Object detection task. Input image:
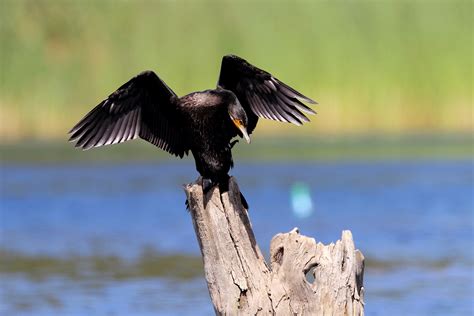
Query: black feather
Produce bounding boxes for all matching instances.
[217,54,316,136]
[69,55,317,186]
[69,71,188,157]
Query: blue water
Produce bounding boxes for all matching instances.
[1,160,473,315]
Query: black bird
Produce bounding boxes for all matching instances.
[69,55,316,198]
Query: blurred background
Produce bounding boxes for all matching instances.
[0,0,472,315]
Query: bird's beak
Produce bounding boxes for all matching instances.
[233,119,251,144]
[241,127,251,144]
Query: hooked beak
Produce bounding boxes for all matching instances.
[233,119,251,144]
[241,127,251,144]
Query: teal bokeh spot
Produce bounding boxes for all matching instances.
[290,182,313,219]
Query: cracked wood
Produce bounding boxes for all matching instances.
[184,177,365,315]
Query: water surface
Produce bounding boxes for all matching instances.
[1,160,473,315]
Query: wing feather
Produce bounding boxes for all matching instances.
[217,54,316,134]
[69,71,188,157]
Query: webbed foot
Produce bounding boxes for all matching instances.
[202,178,214,194]
[229,139,239,149]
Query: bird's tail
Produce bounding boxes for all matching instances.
[218,176,248,210]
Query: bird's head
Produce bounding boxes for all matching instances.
[228,99,251,144]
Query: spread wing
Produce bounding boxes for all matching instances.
[217,54,316,134]
[68,71,188,157]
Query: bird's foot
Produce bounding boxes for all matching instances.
[229,139,239,149]
[185,178,215,211]
[197,177,249,211]
[202,178,214,194]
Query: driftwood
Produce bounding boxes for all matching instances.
[184,177,365,315]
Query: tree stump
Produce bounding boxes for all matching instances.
[184,177,365,316]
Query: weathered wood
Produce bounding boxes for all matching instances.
[185,177,365,316]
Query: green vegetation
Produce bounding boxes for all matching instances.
[0,247,457,282]
[0,0,472,141]
[0,248,204,280]
[1,135,472,163]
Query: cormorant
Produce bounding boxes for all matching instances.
[69,54,316,197]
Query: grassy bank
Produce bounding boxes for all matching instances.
[0,134,472,163]
[0,0,472,140]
